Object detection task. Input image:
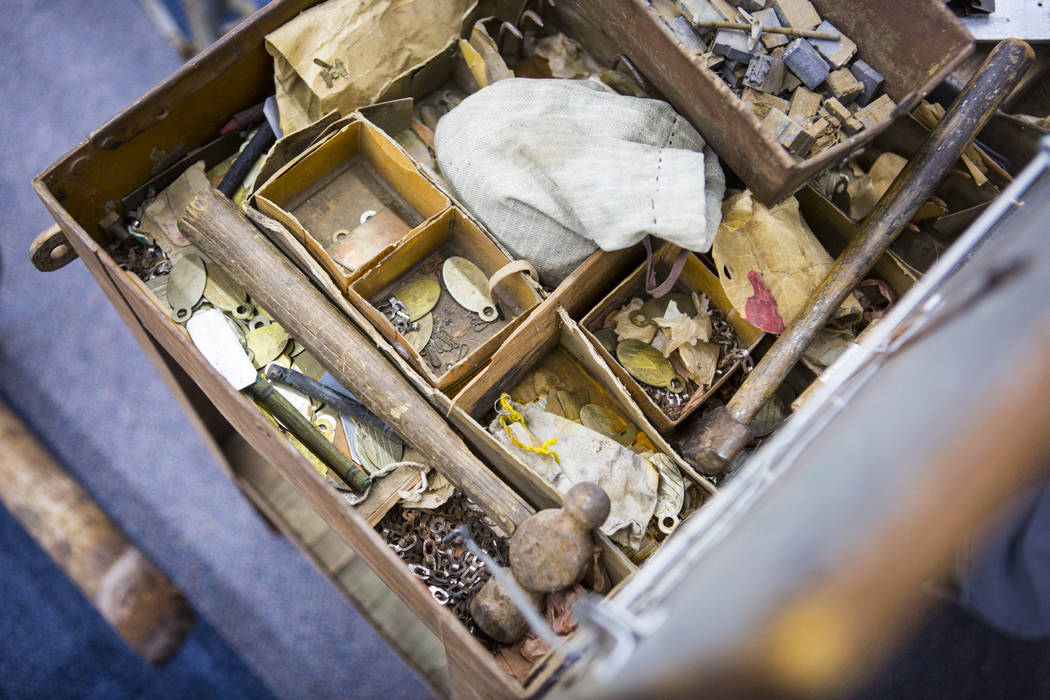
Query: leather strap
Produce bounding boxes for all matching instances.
[487,259,538,297]
[643,236,689,297]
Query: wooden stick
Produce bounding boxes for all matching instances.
[178,189,534,533]
[0,400,195,664]
[675,39,1035,476]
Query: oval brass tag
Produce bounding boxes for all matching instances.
[616,339,676,387]
[403,312,434,352]
[203,261,248,312]
[245,323,290,369]
[167,254,207,322]
[442,256,498,322]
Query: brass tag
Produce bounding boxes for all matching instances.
[166,254,206,322]
[245,323,290,369]
[393,279,441,321]
[442,256,498,322]
[616,339,676,388]
[631,293,697,327]
[291,351,325,381]
[312,407,339,443]
[579,403,637,447]
[354,420,404,474]
[203,261,249,314]
[403,312,434,352]
[652,454,684,535]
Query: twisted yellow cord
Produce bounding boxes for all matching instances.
[497,393,560,464]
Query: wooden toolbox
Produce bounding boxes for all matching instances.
[29,0,1050,697]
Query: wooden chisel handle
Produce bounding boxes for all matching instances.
[248,378,371,493]
[675,39,1036,476]
[179,188,534,534]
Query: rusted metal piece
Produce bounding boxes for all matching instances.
[675,39,1035,476]
[0,399,195,664]
[509,482,610,594]
[574,0,974,204]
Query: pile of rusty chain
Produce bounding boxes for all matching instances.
[378,492,509,645]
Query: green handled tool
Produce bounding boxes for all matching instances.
[186,308,370,492]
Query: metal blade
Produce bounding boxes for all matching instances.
[186,308,257,390]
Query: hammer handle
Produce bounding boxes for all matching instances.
[728,39,1034,424]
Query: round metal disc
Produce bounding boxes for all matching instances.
[245,323,290,369]
[393,279,441,321]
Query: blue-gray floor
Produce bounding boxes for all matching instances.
[0,1,427,698]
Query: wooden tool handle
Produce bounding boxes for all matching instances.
[30,223,78,271]
[248,378,371,493]
[0,400,195,664]
[179,188,533,533]
[676,39,1036,476]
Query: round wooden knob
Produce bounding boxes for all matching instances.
[509,482,610,594]
[563,482,610,529]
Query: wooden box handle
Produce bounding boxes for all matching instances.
[30,224,78,271]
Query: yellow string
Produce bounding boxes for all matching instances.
[497,393,560,464]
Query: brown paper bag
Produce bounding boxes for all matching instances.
[713,191,861,334]
[265,0,475,134]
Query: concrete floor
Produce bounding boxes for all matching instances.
[0,2,427,697]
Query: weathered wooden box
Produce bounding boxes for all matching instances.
[31,1,1050,697]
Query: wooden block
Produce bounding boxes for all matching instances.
[788,86,822,122]
[804,116,830,139]
[822,97,852,125]
[809,20,857,69]
[742,87,790,119]
[760,107,814,155]
[679,0,729,23]
[843,115,864,135]
[712,27,754,63]
[855,93,896,129]
[826,68,863,104]
[667,15,708,53]
[772,0,822,30]
[783,71,801,93]
[850,59,885,106]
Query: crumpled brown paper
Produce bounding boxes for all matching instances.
[712,191,861,334]
[138,161,211,260]
[847,152,907,221]
[265,0,475,134]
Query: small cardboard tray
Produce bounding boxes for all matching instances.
[350,207,542,392]
[579,244,764,433]
[254,118,450,291]
[452,305,715,524]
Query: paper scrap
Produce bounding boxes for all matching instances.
[712,191,862,333]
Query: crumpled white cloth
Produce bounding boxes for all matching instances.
[489,399,659,549]
[435,78,725,286]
